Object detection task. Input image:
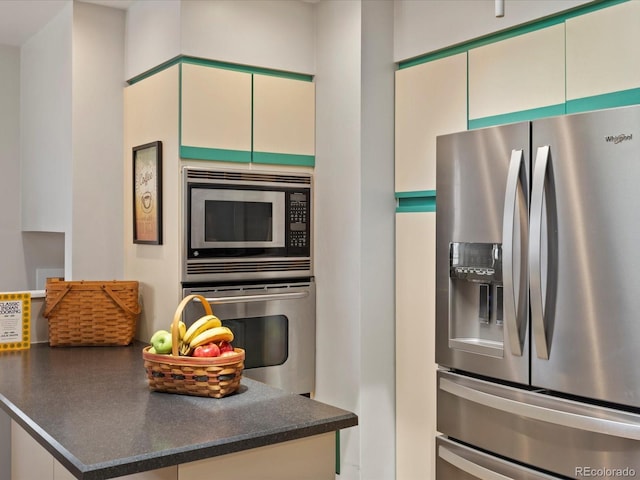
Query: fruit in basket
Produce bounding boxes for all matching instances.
[193,343,221,357]
[149,329,173,354]
[182,315,222,344]
[190,326,234,349]
[178,320,187,340]
[218,340,233,354]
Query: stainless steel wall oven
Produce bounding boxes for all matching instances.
[182,167,315,395]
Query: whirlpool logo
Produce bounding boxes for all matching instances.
[605,133,633,144]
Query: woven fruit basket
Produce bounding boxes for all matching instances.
[142,294,244,398]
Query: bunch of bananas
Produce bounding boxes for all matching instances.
[177,314,234,356]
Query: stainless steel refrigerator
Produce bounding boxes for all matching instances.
[435,105,640,479]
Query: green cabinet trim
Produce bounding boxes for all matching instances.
[469,103,566,130]
[129,55,313,85]
[396,190,436,213]
[398,0,629,70]
[180,145,252,163]
[252,151,315,167]
[566,88,640,114]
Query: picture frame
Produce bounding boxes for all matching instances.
[133,141,163,245]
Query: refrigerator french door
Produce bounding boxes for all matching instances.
[435,105,640,479]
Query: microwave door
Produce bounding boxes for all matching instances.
[191,188,286,250]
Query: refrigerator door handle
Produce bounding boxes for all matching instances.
[438,445,513,480]
[530,145,550,360]
[440,376,640,441]
[502,149,527,356]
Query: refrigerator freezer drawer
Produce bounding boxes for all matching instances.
[436,436,560,480]
[438,370,640,478]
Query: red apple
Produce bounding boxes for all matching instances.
[193,343,221,357]
[218,340,233,353]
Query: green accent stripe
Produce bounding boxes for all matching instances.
[566,88,640,114]
[128,55,313,85]
[180,146,251,163]
[178,62,183,150]
[398,0,629,69]
[252,151,315,167]
[396,191,437,213]
[127,56,182,85]
[469,104,566,130]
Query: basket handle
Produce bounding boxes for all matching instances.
[43,284,73,318]
[102,284,142,316]
[170,294,213,356]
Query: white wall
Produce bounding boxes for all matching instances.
[180,0,316,74]
[20,3,72,234]
[359,2,396,479]
[314,1,361,475]
[0,40,20,480]
[394,0,593,62]
[70,2,125,280]
[0,45,26,292]
[314,1,396,478]
[125,0,316,80]
[124,0,181,80]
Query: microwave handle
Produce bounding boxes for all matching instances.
[197,291,309,305]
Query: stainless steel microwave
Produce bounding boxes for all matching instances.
[182,167,313,283]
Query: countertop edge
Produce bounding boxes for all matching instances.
[80,414,358,480]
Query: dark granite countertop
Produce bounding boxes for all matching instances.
[0,342,357,480]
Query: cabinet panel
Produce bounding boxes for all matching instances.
[181,63,252,160]
[395,53,467,192]
[11,420,52,480]
[179,432,334,480]
[469,24,565,120]
[395,212,437,480]
[566,1,640,101]
[253,74,315,162]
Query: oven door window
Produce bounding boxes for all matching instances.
[223,315,288,369]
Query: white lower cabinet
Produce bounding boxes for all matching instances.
[178,432,335,480]
[395,212,437,480]
[11,420,333,480]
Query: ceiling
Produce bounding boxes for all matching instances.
[0,0,133,47]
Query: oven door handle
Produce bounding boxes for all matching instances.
[197,291,310,304]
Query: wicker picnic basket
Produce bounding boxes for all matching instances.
[44,279,141,346]
[142,294,244,399]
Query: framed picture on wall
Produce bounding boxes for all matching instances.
[133,141,163,245]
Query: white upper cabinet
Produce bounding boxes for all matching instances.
[566,1,640,102]
[395,53,467,192]
[468,24,565,121]
[252,74,315,163]
[180,63,252,161]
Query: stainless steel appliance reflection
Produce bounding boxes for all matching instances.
[182,280,316,395]
[436,105,640,478]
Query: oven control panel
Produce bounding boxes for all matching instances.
[287,191,310,252]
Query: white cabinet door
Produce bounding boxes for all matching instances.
[11,420,52,480]
[468,24,565,122]
[180,63,252,162]
[395,53,467,193]
[395,212,437,480]
[252,74,315,165]
[566,1,640,102]
[179,432,334,480]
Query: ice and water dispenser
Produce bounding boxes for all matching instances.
[448,242,504,357]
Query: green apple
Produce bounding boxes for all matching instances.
[149,329,172,354]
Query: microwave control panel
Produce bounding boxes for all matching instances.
[287,191,311,253]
